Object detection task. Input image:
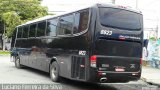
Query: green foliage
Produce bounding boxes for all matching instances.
[2,11,21,36]
[149,37,156,41]
[0,50,10,55]
[0,0,48,37]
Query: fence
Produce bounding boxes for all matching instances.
[143,39,160,68]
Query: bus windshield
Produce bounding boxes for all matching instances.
[99,7,142,30]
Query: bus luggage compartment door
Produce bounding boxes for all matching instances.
[94,39,142,72]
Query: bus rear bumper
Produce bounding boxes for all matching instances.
[89,70,141,83]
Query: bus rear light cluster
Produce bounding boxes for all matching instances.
[98,72,106,76]
[90,55,97,67]
[132,73,138,76]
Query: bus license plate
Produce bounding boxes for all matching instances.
[115,68,125,72]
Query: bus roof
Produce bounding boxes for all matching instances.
[17,6,90,27]
[96,3,141,14]
[17,3,141,27]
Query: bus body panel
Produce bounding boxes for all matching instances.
[45,36,91,79]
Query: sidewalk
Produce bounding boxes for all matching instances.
[141,66,160,86]
[0,55,10,61]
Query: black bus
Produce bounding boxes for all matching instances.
[11,4,143,83]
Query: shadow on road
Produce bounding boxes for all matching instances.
[60,77,117,90]
[20,66,117,90]
[21,66,50,78]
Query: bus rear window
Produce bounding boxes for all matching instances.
[99,8,142,30]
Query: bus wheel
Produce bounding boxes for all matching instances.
[50,61,60,82]
[15,56,22,69]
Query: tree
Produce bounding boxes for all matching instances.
[2,11,21,37]
[0,0,48,37]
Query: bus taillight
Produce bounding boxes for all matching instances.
[90,55,97,67]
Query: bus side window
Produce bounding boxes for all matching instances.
[36,21,46,37]
[73,9,89,34]
[58,14,74,35]
[29,24,36,37]
[17,27,23,38]
[22,25,29,38]
[46,18,58,37]
[11,28,17,47]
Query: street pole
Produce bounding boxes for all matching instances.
[136,0,138,9]
[112,0,115,4]
[156,13,159,39]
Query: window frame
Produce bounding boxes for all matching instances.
[36,20,47,37]
[73,8,90,36]
[17,26,23,39]
[99,7,142,31]
[57,13,74,36]
[29,23,37,38]
[46,18,58,37]
[22,25,29,39]
[16,8,90,39]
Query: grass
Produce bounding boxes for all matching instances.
[0,51,10,55]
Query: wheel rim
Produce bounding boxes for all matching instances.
[16,58,20,66]
[51,66,57,78]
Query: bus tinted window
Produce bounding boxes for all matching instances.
[11,28,17,47]
[0,22,4,34]
[29,24,36,37]
[17,27,23,38]
[99,8,141,30]
[22,26,29,38]
[58,14,74,35]
[73,10,89,34]
[46,18,58,36]
[37,21,46,37]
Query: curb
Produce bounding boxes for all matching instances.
[141,77,160,87]
[0,54,10,55]
[147,82,160,87]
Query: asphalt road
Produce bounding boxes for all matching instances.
[0,56,159,90]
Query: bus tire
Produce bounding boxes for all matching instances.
[50,61,60,82]
[15,56,22,69]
